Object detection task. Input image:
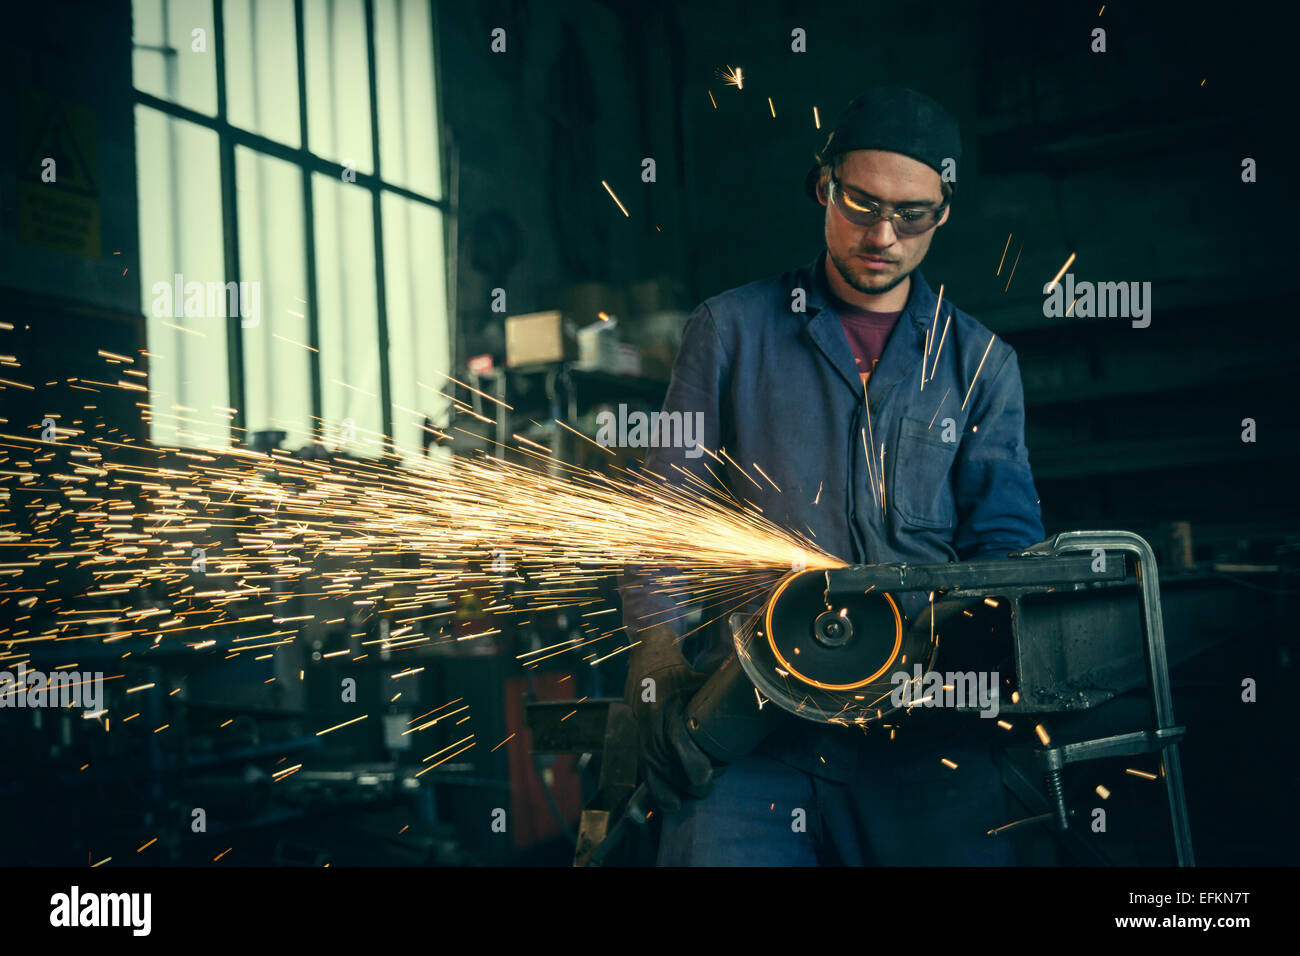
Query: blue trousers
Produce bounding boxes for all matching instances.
[656,731,1016,866]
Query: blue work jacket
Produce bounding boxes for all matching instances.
[620,250,1045,779]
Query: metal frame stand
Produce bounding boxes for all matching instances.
[1019,531,1195,865]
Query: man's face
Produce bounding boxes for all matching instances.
[818,149,950,297]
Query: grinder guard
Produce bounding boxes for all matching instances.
[738,569,940,726]
[683,569,953,764]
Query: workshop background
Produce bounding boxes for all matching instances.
[0,0,1296,866]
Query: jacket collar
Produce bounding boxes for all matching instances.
[795,250,938,405]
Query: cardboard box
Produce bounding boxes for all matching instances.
[505,311,578,367]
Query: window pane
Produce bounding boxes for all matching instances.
[135,105,230,448]
[305,0,373,175]
[132,0,218,116]
[224,0,301,147]
[237,148,312,450]
[313,173,383,452]
[375,0,441,198]
[382,194,449,460]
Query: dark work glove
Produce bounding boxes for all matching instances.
[624,625,718,813]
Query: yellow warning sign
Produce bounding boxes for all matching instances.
[16,85,101,258]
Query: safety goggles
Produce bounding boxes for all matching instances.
[824,173,948,236]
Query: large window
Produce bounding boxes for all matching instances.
[132,0,450,458]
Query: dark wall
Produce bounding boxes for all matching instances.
[439,0,691,359]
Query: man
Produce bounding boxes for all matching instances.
[619,87,1044,866]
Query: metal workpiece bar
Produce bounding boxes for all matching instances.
[823,551,1125,596]
[1022,531,1195,866]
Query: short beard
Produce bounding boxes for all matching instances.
[829,247,911,298]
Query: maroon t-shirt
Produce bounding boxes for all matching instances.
[834,298,903,387]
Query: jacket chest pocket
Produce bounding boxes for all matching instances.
[891,416,958,530]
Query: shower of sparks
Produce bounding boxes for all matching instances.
[1046,252,1076,293]
[1125,768,1159,780]
[927,387,951,430]
[768,97,775,117]
[601,180,630,217]
[929,590,935,650]
[271,332,318,353]
[813,106,821,129]
[716,65,743,90]
[879,444,885,513]
[707,90,717,109]
[960,334,997,412]
[860,429,879,513]
[0,382,843,679]
[1003,242,1023,292]
[751,462,781,493]
[1,330,854,862]
[922,330,929,387]
[928,315,951,385]
[996,233,1012,276]
[987,812,1052,835]
[861,380,884,518]
[921,284,945,390]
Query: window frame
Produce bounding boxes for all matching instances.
[132,0,452,453]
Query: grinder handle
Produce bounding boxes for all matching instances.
[684,650,786,764]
